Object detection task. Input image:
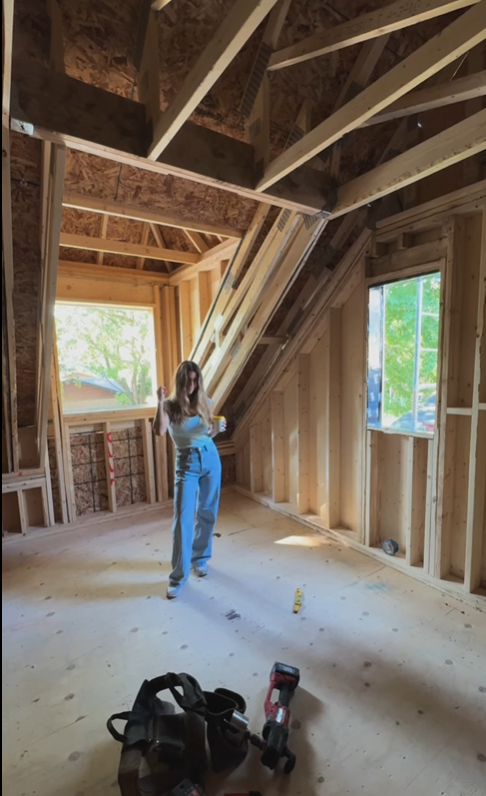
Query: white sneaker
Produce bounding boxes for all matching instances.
[166,584,181,599]
[193,564,208,578]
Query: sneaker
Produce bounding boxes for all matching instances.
[166,584,181,600]
[193,564,208,578]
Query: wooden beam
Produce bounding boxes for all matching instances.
[138,9,160,131]
[2,0,14,128]
[184,229,208,253]
[37,145,67,468]
[190,203,270,364]
[103,422,117,513]
[332,109,486,218]
[63,192,243,240]
[271,391,286,502]
[241,0,292,119]
[97,215,109,265]
[149,223,173,273]
[58,260,169,285]
[59,232,200,265]
[268,0,482,71]
[361,70,486,127]
[250,422,263,493]
[168,240,239,286]
[204,211,299,391]
[12,59,330,215]
[148,0,280,160]
[297,354,310,514]
[464,208,486,592]
[329,34,390,179]
[258,5,486,190]
[212,216,328,408]
[324,309,341,528]
[232,229,371,441]
[137,224,151,270]
[46,0,65,73]
[2,125,19,472]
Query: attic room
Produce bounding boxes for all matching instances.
[2,1,486,794]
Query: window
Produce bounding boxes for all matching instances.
[367,273,441,435]
[55,302,158,414]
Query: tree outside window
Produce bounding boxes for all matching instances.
[55,302,158,413]
[367,273,441,435]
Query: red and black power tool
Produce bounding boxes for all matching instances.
[249,662,300,774]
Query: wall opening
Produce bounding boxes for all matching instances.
[55,302,158,415]
[367,272,441,436]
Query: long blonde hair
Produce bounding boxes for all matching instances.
[166,361,212,426]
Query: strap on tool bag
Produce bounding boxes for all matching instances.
[107,672,208,790]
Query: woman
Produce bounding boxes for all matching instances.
[154,361,226,599]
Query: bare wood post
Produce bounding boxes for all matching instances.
[297,354,310,514]
[324,308,341,528]
[142,418,157,504]
[271,391,286,503]
[103,422,117,513]
[465,208,486,592]
[37,144,67,469]
[249,422,263,494]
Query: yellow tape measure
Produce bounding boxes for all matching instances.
[293,589,303,614]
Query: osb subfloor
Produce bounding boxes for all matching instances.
[2,492,486,796]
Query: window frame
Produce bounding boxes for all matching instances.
[365,266,443,439]
[54,298,161,420]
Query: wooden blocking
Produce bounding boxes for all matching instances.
[297,354,310,514]
[249,422,263,494]
[465,208,486,592]
[260,407,273,496]
[324,309,341,528]
[405,437,429,567]
[271,391,286,503]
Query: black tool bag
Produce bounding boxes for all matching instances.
[107,673,208,796]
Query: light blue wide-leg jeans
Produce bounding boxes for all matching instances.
[169,441,222,588]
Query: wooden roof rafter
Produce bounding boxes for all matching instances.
[257,3,486,191]
[268,0,483,71]
[148,0,282,161]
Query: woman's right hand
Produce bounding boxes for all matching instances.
[157,386,167,402]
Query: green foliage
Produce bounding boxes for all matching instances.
[55,304,155,407]
[381,274,440,421]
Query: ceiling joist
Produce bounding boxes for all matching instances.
[268,0,482,71]
[59,232,200,265]
[257,3,486,191]
[62,193,243,239]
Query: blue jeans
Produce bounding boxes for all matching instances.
[169,442,222,587]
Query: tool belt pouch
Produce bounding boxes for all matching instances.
[107,673,208,796]
[204,688,249,773]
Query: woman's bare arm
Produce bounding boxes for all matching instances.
[154,387,170,436]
